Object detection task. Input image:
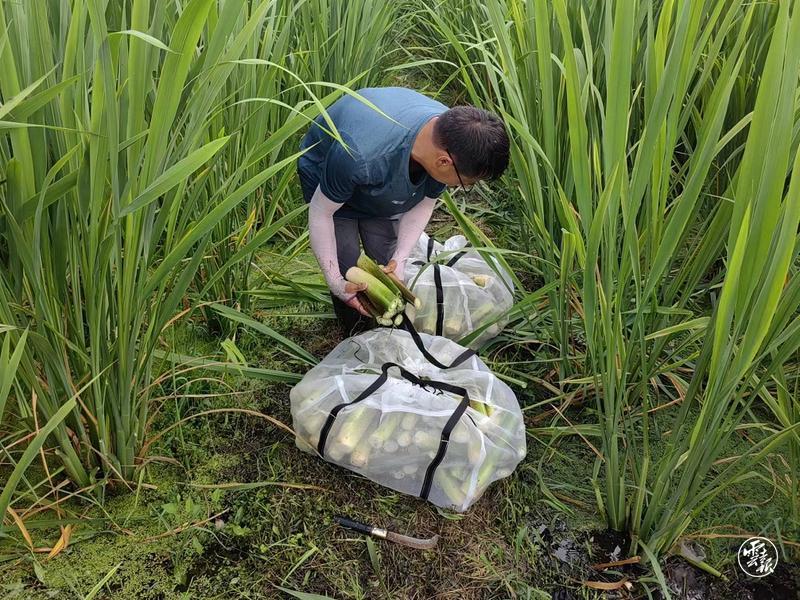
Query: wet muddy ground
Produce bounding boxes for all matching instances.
[539,520,799,599]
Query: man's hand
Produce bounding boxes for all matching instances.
[383,258,404,282]
[343,280,371,317]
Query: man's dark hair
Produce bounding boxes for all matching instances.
[433,106,510,181]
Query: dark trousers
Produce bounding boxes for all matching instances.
[296,168,398,336]
[332,216,398,337]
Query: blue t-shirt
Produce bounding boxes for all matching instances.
[297,87,448,219]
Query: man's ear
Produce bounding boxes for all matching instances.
[434,153,451,169]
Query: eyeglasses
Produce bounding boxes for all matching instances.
[446,149,474,192]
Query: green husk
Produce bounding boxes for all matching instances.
[437,467,467,507]
[469,397,493,417]
[369,413,402,448]
[345,266,397,313]
[400,413,418,430]
[382,297,404,320]
[489,405,517,430]
[472,453,497,494]
[335,404,375,452]
[444,319,463,337]
[358,289,394,325]
[357,252,402,296]
[471,303,495,323]
[350,435,372,468]
[386,268,422,309]
[472,446,515,495]
[357,292,382,319]
[355,253,418,318]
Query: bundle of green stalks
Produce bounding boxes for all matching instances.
[346,253,421,326]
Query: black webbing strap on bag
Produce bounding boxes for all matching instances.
[414,375,471,500]
[433,263,444,336]
[316,361,471,501]
[316,362,393,457]
[428,235,470,266]
[416,237,471,334]
[445,247,470,267]
[399,317,474,369]
[412,245,446,336]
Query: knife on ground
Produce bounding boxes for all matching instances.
[333,515,439,550]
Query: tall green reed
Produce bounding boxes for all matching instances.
[291,0,398,87]
[419,0,800,557]
[0,0,337,492]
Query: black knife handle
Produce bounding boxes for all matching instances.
[334,515,374,536]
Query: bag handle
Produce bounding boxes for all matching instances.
[416,237,470,334]
[399,317,474,369]
[425,235,470,266]
[316,363,393,456]
[433,263,444,336]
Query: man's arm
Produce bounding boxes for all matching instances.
[388,196,436,281]
[308,185,369,315]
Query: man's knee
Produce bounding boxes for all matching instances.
[333,217,361,276]
[359,218,399,265]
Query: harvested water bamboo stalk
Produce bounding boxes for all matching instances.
[385,269,422,309]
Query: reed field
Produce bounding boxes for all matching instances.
[1,0,798,598]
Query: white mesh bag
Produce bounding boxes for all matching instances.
[289,327,526,511]
[404,233,514,348]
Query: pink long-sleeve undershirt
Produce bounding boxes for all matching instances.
[308,185,436,300]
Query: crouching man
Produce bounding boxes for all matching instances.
[297,87,509,336]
